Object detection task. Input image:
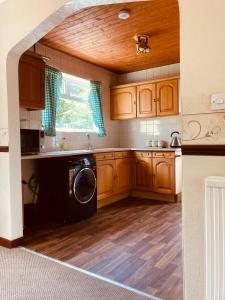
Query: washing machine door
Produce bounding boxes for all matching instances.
[73,168,96,204]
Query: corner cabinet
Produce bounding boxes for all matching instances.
[19,53,45,110]
[110,77,179,120]
[110,87,136,120]
[134,156,152,191]
[95,150,181,208]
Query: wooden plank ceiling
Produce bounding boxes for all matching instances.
[40,0,179,74]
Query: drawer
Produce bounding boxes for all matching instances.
[153,152,175,158]
[94,152,115,161]
[133,151,152,158]
[115,151,131,159]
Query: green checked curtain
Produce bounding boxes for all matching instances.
[88,80,106,137]
[43,66,62,136]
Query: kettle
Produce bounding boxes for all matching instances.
[170,131,181,148]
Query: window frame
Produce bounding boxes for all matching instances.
[56,72,98,134]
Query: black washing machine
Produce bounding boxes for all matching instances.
[38,155,97,224]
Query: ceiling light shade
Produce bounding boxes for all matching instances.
[118,10,130,20]
[135,35,151,55]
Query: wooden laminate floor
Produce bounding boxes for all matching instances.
[23,198,183,300]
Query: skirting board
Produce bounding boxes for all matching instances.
[97,190,181,209]
[97,192,130,208]
[131,190,181,203]
[0,236,23,249]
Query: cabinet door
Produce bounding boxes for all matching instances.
[19,54,45,110]
[96,160,116,200]
[156,79,178,116]
[134,157,152,191]
[137,83,156,118]
[153,158,175,194]
[110,87,136,120]
[115,158,132,193]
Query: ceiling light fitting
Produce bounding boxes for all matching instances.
[118,9,130,20]
[135,35,151,55]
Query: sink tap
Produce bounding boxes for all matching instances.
[86,133,92,150]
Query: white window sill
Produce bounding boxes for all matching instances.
[56,128,98,134]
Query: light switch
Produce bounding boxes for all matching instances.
[211,93,225,110]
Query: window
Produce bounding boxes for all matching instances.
[56,73,97,132]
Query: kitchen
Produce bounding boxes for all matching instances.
[20,1,182,299]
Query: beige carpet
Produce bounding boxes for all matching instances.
[0,247,159,300]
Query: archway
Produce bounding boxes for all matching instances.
[1,1,197,299]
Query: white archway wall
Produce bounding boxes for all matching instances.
[180,1,225,299]
[1,0,225,299]
[0,0,141,240]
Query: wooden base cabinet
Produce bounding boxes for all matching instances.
[115,158,132,193]
[134,157,152,191]
[96,159,116,201]
[95,151,181,206]
[152,158,175,194]
[95,153,132,201]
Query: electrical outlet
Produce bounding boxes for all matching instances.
[211,93,225,110]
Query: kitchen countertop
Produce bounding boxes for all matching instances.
[21,147,182,160]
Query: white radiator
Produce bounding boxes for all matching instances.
[205,176,225,300]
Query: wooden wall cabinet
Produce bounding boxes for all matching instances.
[110,77,179,120]
[110,87,136,120]
[137,83,156,118]
[19,54,45,110]
[156,79,178,116]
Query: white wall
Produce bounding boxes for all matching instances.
[0,0,79,241]
[180,0,225,299]
[117,64,181,147]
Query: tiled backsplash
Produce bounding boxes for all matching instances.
[119,116,182,148]
[20,108,119,151]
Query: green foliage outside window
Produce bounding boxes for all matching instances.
[56,73,97,132]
